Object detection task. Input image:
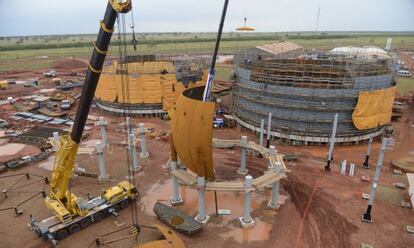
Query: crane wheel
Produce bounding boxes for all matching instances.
[112,205,121,213]
[80,218,92,228]
[68,223,81,234]
[56,229,69,240]
[120,200,129,209]
[94,212,104,222]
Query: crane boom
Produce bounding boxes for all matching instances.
[46,0,132,223]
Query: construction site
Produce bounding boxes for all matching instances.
[1,1,414,248]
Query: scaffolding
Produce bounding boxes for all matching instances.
[233,58,395,144]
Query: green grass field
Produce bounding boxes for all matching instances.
[397,77,414,96]
[1,32,414,98]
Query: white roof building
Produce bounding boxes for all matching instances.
[329,46,390,60]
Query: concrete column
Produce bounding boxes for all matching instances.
[96,141,109,183]
[259,119,265,147]
[266,113,272,148]
[126,117,132,138]
[349,163,355,177]
[139,123,149,159]
[237,136,248,175]
[268,145,276,170]
[129,134,141,172]
[52,132,60,151]
[268,162,281,209]
[96,117,108,147]
[362,138,373,169]
[170,161,184,206]
[53,132,59,140]
[195,176,210,224]
[239,175,255,228]
[362,138,388,223]
[341,160,347,176]
[325,113,339,172]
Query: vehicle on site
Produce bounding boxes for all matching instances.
[28,0,137,246]
[60,99,72,110]
[398,70,412,77]
[28,1,186,247]
[43,70,57,78]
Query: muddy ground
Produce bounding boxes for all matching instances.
[0,103,413,248]
[0,56,414,248]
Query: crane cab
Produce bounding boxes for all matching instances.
[102,181,138,204]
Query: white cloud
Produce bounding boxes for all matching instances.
[0,0,413,36]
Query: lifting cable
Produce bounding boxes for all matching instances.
[116,10,140,242]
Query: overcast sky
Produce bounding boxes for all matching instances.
[1,0,413,36]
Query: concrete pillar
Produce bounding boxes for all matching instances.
[341,160,347,176]
[126,117,132,138]
[96,141,109,183]
[239,175,255,228]
[362,138,373,169]
[325,113,339,172]
[52,132,60,151]
[268,162,281,209]
[259,119,265,147]
[237,136,249,175]
[139,123,149,159]
[362,138,388,223]
[349,163,355,177]
[53,132,59,140]
[129,134,141,172]
[266,113,272,148]
[170,161,184,206]
[96,117,108,147]
[268,145,276,170]
[195,176,210,224]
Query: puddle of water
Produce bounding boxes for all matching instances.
[219,217,273,243]
[140,177,288,243]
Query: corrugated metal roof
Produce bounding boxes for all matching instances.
[255,42,303,55]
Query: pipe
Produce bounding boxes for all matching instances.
[362,138,388,222]
[129,134,140,172]
[242,175,253,223]
[266,112,272,148]
[362,138,373,168]
[268,162,281,209]
[195,176,208,222]
[96,141,108,182]
[139,123,149,158]
[170,161,183,205]
[237,136,248,175]
[259,119,265,147]
[325,113,338,172]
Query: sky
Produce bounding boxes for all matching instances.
[0,0,413,36]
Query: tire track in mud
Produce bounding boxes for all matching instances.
[284,175,358,248]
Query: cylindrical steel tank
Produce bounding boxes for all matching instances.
[233,59,395,144]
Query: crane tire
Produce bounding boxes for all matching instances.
[80,218,92,229]
[68,223,81,234]
[56,229,69,240]
[120,200,129,209]
[94,212,104,222]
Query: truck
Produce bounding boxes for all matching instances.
[28,0,136,246]
[43,70,57,78]
[30,181,138,245]
[60,100,72,110]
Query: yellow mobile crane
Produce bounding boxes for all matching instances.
[29,0,138,245]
